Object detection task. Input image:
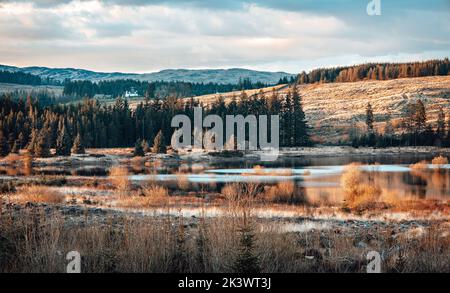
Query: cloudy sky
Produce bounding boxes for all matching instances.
[0,0,449,73]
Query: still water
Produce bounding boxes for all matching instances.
[2,153,449,202]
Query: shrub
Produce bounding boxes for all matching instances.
[133,140,145,157]
[221,183,263,207]
[116,184,169,208]
[264,181,305,204]
[410,160,429,170]
[0,181,16,194]
[233,221,260,273]
[109,166,131,191]
[431,155,448,166]
[15,185,64,204]
[341,163,382,211]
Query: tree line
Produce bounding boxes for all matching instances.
[353,100,450,148]
[0,87,311,157]
[297,59,450,84]
[62,78,272,100]
[0,70,60,86]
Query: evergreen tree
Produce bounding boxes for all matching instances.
[142,140,150,153]
[11,140,20,154]
[447,119,450,147]
[281,89,293,147]
[152,130,166,154]
[366,102,375,133]
[233,221,260,274]
[0,131,9,157]
[414,100,427,133]
[436,106,446,139]
[56,124,72,156]
[71,133,85,154]
[7,133,15,152]
[133,140,145,157]
[384,119,395,146]
[291,88,310,146]
[17,132,25,149]
[27,128,38,155]
[34,129,51,158]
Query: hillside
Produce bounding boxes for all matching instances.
[190,76,450,144]
[0,64,294,84]
[0,83,63,95]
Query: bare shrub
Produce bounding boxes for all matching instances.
[341,163,382,211]
[22,154,33,176]
[3,153,21,164]
[1,205,448,273]
[341,163,362,203]
[252,165,265,175]
[410,160,429,170]
[431,155,448,168]
[14,185,64,204]
[264,181,305,204]
[116,184,169,208]
[175,172,190,191]
[109,166,131,192]
[221,183,263,208]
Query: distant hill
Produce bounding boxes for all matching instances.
[0,64,295,84]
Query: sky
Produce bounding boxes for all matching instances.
[0,0,449,74]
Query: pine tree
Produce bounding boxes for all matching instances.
[142,140,150,153]
[17,132,25,149]
[281,89,293,147]
[366,102,375,133]
[7,133,15,152]
[71,133,85,154]
[384,119,395,146]
[233,221,260,274]
[56,124,72,156]
[414,100,427,133]
[27,128,38,155]
[436,106,446,139]
[152,130,166,154]
[34,129,51,158]
[133,140,145,157]
[447,119,450,147]
[0,131,9,157]
[292,88,310,146]
[11,140,20,154]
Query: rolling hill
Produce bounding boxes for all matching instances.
[189,76,450,144]
[0,64,295,84]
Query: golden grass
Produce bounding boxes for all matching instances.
[248,165,293,176]
[109,166,131,191]
[431,155,448,166]
[2,153,21,164]
[14,185,64,204]
[175,172,190,191]
[341,163,382,211]
[410,160,429,170]
[0,204,448,273]
[221,183,263,208]
[116,184,169,208]
[264,181,300,204]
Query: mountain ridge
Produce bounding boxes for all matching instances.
[0,64,295,84]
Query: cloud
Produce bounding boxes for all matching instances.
[0,0,449,73]
[4,0,447,13]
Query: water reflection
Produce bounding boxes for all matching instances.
[1,154,449,202]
